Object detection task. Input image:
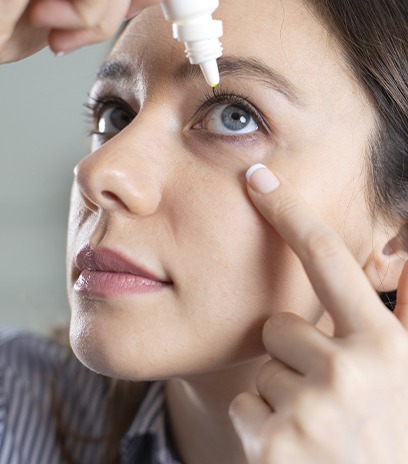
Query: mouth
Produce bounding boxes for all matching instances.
[74,245,172,298]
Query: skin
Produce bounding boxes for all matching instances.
[69,0,381,377]
[231,168,408,463]
[1,0,408,462]
[0,0,159,63]
[61,0,408,463]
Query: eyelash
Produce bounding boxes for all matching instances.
[197,87,269,134]
[84,95,135,136]
[84,87,269,137]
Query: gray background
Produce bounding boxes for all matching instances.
[0,43,110,335]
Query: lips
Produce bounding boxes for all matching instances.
[74,245,172,298]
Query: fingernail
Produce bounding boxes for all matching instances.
[246,164,280,194]
[54,51,66,58]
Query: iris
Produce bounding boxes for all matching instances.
[221,105,251,131]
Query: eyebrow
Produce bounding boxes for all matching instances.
[96,60,132,80]
[96,55,303,105]
[176,55,303,105]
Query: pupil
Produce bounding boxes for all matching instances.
[221,105,250,131]
[111,108,131,130]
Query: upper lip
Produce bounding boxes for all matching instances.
[75,245,171,283]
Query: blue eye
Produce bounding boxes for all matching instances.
[200,103,259,134]
[97,105,134,134]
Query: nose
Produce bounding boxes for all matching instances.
[75,128,163,217]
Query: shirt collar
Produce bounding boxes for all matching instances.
[121,381,182,464]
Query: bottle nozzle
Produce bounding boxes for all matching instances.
[199,60,220,87]
[161,0,223,88]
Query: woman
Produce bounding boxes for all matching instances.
[1,0,408,463]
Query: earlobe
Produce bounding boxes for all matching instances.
[364,231,408,293]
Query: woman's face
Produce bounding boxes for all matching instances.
[67,0,376,380]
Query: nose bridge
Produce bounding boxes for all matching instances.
[76,116,167,217]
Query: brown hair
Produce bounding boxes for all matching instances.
[310,0,408,221]
[308,0,407,307]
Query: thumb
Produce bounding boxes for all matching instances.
[126,0,161,18]
[394,260,408,329]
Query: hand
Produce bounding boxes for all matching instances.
[229,164,408,464]
[0,0,159,64]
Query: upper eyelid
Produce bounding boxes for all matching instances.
[84,95,136,138]
[86,90,271,136]
[194,92,271,135]
[86,95,135,115]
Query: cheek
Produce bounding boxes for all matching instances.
[171,176,323,324]
[274,148,372,263]
[303,174,372,262]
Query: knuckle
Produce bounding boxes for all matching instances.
[374,328,408,361]
[262,313,294,342]
[319,349,360,395]
[228,391,248,416]
[75,3,104,27]
[256,358,287,393]
[267,311,297,328]
[304,227,342,262]
[93,20,117,40]
[260,420,301,463]
[322,348,348,376]
[272,195,300,223]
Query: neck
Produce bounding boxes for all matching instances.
[165,356,268,464]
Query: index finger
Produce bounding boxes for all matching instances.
[0,0,29,42]
[245,164,387,337]
[30,0,114,28]
[126,0,161,18]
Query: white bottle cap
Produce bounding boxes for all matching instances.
[162,0,223,87]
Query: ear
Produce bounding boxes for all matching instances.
[363,224,408,293]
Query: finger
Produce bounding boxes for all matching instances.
[0,15,49,63]
[0,0,30,43]
[245,164,387,337]
[30,0,123,29]
[394,260,408,328]
[30,0,85,28]
[256,358,305,411]
[74,0,129,26]
[262,312,333,375]
[47,1,129,53]
[126,0,160,18]
[229,392,272,460]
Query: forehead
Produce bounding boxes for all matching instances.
[107,0,346,98]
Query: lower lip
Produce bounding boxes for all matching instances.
[74,270,170,298]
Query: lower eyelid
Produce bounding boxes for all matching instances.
[196,89,269,128]
[191,129,267,148]
[193,110,262,137]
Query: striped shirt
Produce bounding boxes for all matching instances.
[0,327,181,464]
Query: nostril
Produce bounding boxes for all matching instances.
[102,191,120,201]
[101,190,128,210]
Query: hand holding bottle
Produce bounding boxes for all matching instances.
[0,0,159,64]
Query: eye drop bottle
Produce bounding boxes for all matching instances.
[160,0,223,87]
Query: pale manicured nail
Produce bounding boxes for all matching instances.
[246,164,280,194]
[55,51,66,58]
